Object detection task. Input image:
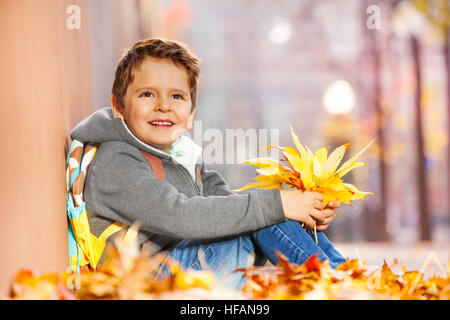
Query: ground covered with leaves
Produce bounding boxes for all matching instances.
[8,229,449,300]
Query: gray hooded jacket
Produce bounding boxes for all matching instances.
[71,107,286,258]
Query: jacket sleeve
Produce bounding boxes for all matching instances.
[84,142,286,240]
[200,163,235,197]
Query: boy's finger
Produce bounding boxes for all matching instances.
[316,221,332,231]
[333,201,341,208]
[305,217,316,229]
[310,208,325,223]
[326,201,341,209]
[317,216,333,225]
[314,192,324,201]
[323,208,335,218]
[313,200,324,210]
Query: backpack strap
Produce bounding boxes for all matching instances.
[196,167,202,182]
[141,150,203,183]
[99,221,126,244]
[140,151,166,181]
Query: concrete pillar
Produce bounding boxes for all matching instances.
[0,0,93,295]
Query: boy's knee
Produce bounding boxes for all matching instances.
[221,236,255,267]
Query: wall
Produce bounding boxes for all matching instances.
[87,0,149,110]
[0,0,93,295]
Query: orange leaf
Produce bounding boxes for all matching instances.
[305,254,321,275]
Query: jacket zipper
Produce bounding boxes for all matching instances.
[169,158,201,195]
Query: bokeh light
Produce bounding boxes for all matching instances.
[323,80,356,115]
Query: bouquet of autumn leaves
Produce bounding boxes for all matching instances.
[233,123,375,242]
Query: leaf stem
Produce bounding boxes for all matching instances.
[314,226,318,245]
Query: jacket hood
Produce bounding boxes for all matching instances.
[71,107,203,178]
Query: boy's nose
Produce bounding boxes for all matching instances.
[155,100,171,112]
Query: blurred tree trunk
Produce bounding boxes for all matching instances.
[444,28,450,219]
[412,0,450,226]
[370,32,389,242]
[359,0,389,242]
[410,36,431,241]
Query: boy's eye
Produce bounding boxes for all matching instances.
[172,94,184,100]
[140,91,154,98]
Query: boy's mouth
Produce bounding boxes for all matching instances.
[148,120,174,129]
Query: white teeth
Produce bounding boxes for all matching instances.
[150,121,172,126]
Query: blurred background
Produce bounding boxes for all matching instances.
[86,0,450,243]
[0,0,449,293]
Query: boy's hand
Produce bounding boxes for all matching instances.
[280,190,326,229]
[316,201,340,231]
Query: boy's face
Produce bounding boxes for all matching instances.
[112,57,195,153]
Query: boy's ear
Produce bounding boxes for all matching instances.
[111,96,125,120]
[186,107,196,130]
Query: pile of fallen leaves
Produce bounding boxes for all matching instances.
[238,251,450,300]
[9,270,76,300]
[9,225,449,300]
[9,225,244,300]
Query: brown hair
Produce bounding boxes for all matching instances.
[112,38,201,111]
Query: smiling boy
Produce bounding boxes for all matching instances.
[111,54,196,153]
[71,38,345,289]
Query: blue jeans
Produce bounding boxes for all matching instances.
[162,220,346,290]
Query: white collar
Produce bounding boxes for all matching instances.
[121,119,203,181]
[169,134,203,181]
